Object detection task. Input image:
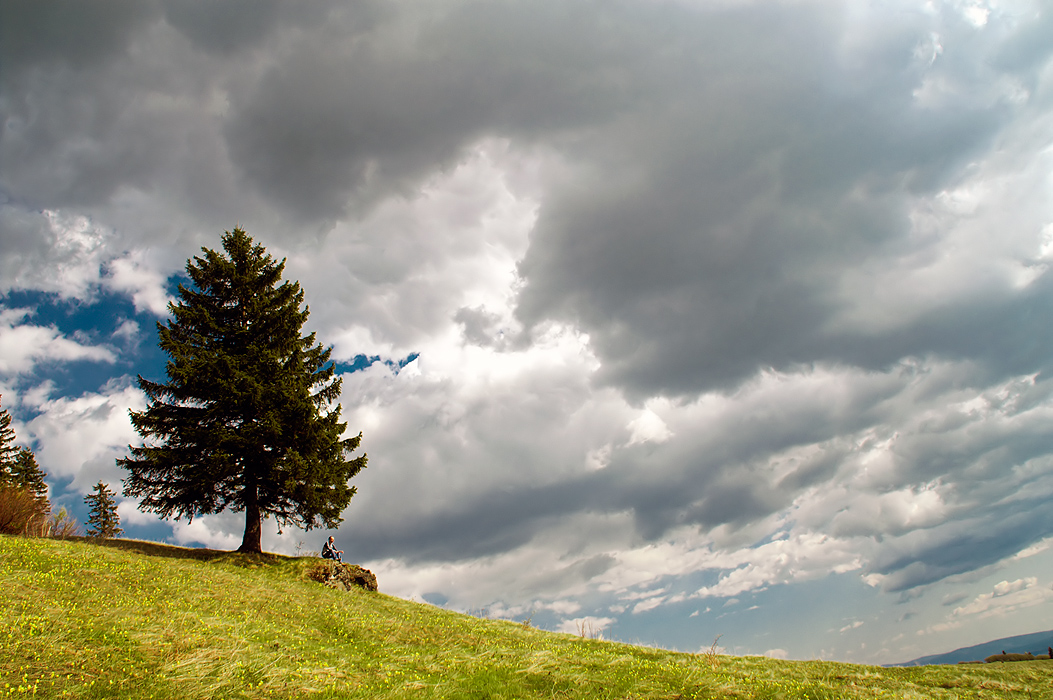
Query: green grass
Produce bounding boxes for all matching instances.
[2,535,1051,699]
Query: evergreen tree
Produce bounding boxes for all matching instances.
[0,395,17,484]
[119,228,367,553]
[12,447,49,507]
[85,481,122,538]
[0,399,51,535]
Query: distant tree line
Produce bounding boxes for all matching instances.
[0,396,121,539]
[0,395,77,537]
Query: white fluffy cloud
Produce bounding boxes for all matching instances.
[921,575,1053,636]
[950,577,1053,619]
[23,381,146,490]
[0,211,110,300]
[104,250,174,316]
[0,308,116,376]
[278,138,542,357]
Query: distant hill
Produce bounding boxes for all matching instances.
[894,629,1053,666]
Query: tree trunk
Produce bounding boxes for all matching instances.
[238,485,262,553]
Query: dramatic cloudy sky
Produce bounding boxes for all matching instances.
[3,0,1053,664]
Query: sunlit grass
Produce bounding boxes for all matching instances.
[2,534,1051,698]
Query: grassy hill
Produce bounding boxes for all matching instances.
[2,535,1052,699]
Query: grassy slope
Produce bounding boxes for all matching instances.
[2,536,1051,699]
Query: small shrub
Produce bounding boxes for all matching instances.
[44,506,80,538]
[577,619,602,640]
[52,507,80,534]
[0,486,47,535]
[701,634,724,667]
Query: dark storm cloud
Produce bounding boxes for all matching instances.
[0,0,156,74]
[350,443,795,563]
[872,493,1053,592]
[344,364,889,561]
[160,0,290,54]
[347,437,836,565]
[345,357,1053,596]
[0,1,162,209]
[1,9,188,210]
[347,476,594,562]
[512,3,1036,397]
[1,1,335,232]
[221,0,657,220]
[0,207,51,285]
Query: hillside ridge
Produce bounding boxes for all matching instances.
[3,534,1053,699]
[894,628,1053,667]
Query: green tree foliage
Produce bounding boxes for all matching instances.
[0,396,51,535]
[12,448,48,506]
[0,395,17,481]
[120,228,367,553]
[85,481,123,539]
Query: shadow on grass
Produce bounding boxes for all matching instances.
[58,535,306,568]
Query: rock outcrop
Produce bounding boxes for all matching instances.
[308,560,378,592]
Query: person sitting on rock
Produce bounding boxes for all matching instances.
[321,536,343,562]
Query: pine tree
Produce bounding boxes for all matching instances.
[0,395,17,484]
[0,398,50,535]
[119,228,367,553]
[85,481,122,538]
[12,447,48,507]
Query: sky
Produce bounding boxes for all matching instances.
[2,0,1053,666]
